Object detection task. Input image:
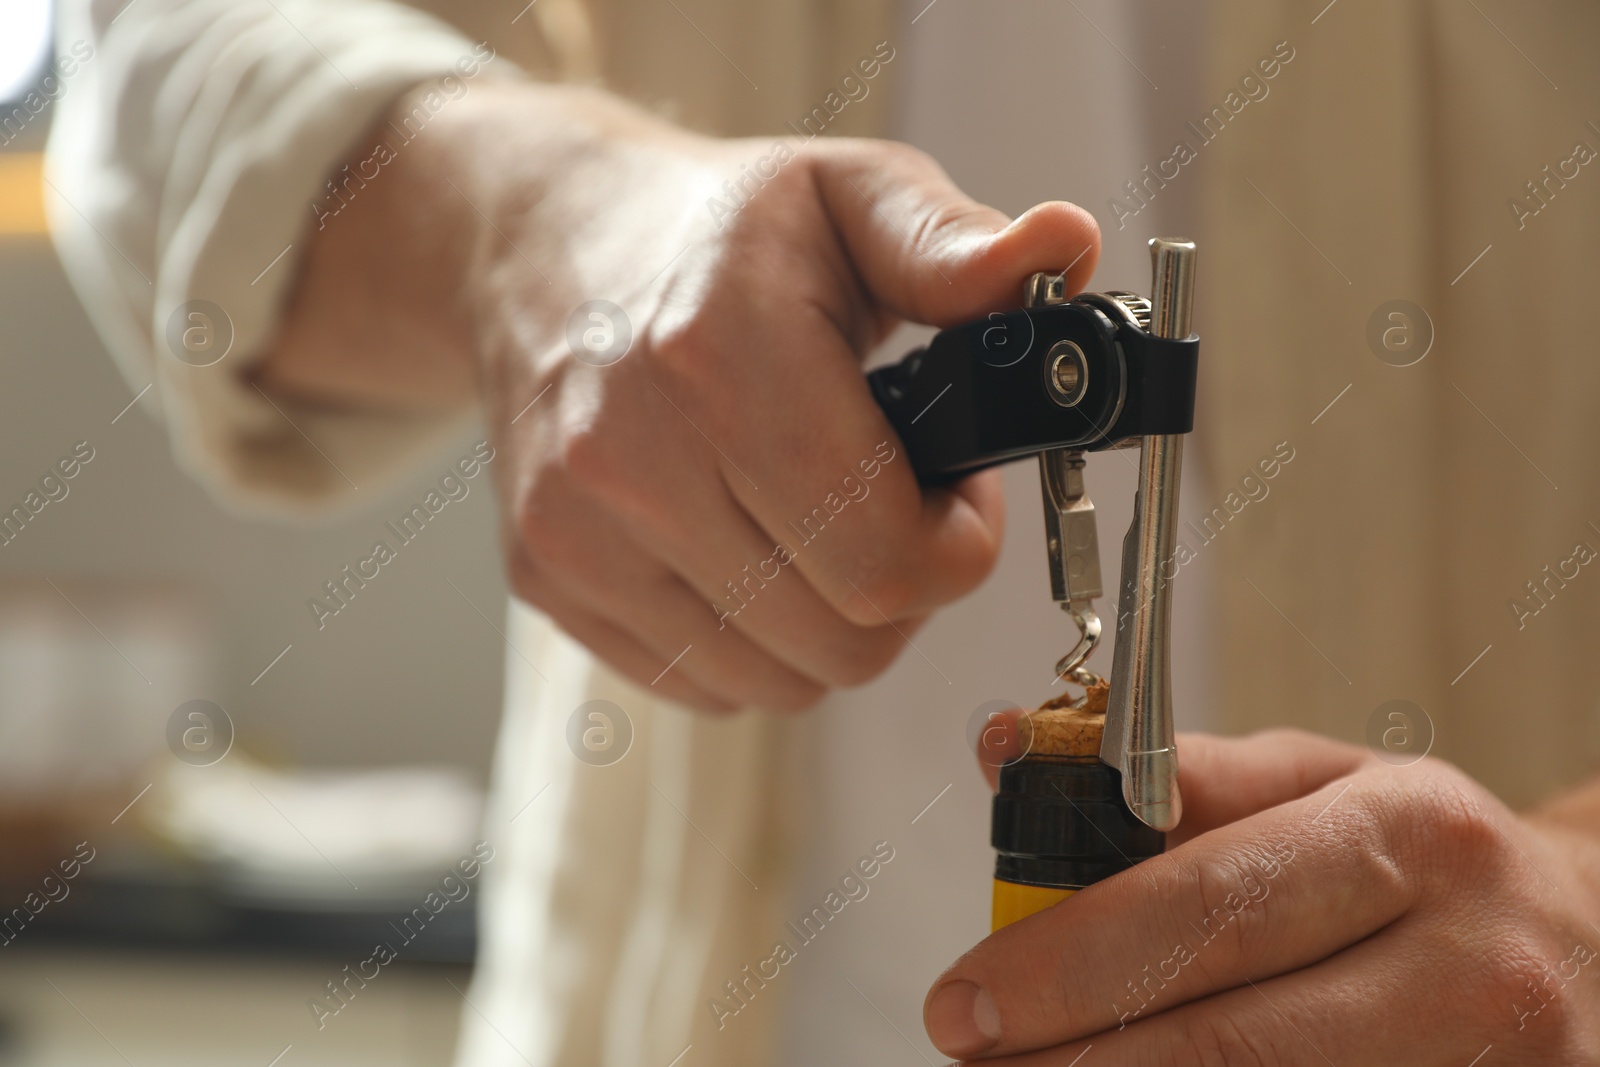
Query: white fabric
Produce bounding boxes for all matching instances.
[47,0,504,515]
[464,605,803,1066]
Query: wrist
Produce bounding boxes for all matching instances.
[431,80,722,383]
[256,79,496,408]
[434,80,711,262]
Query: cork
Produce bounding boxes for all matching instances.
[1019,680,1109,757]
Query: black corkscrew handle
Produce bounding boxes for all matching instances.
[867,300,1198,484]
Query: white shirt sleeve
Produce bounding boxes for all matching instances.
[46,0,519,515]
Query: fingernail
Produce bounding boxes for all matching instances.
[925,980,1001,1056]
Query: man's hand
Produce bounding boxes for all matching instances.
[260,80,1099,713]
[926,729,1600,1064]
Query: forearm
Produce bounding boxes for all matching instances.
[254,80,691,411]
[252,82,479,410]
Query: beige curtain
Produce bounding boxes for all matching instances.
[1201,0,1600,807]
[447,0,897,137]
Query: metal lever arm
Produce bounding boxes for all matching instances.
[1099,238,1196,833]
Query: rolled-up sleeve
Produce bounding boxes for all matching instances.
[47,0,522,514]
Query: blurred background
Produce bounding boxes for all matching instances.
[1,2,508,1061]
[0,0,1212,1062]
[7,0,1594,1060]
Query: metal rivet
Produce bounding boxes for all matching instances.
[1045,340,1088,408]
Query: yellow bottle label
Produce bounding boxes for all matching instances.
[992,878,1078,931]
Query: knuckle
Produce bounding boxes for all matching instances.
[908,194,985,251]
[1307,775,1426,898]
[560,425,676,533]
[1483,941,1543,1000]
[1404,769,1507,876]
[512,473,574,560]
[513,500,557,559]
[1466,935,1574,1048]
[558,421,623,496]
[1431,784,1500,850]
[855,137,939,175]
[1521,988,1578,1049]
[1321,788,1413,906]
[840,550,916,622]
[512,473,632,594]
[1442,852,1597,1040]
[505,552,549,611]
[736,142,810,198]
[1183,849,1278,970]
[709,139,811,220]
[647,309,719,382]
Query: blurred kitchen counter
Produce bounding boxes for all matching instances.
[0,946,467,1066]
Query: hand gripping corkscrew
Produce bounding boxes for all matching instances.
[867,238,1198,832]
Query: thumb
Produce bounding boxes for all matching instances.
[814,140,1101,327]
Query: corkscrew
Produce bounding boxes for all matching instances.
[867,238,1198,832]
